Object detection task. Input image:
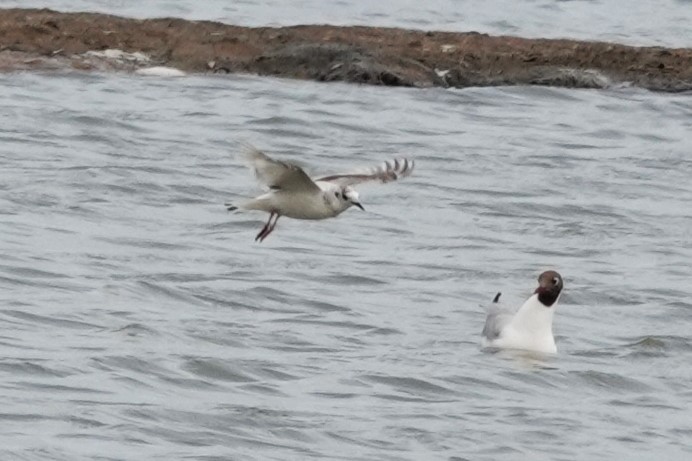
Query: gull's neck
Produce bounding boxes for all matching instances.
[512,294,555,333]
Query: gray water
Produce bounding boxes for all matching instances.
[2,70,692,460]
[2,0,692,47]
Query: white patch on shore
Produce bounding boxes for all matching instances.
[83,49,150,63]
[135,66,187,77]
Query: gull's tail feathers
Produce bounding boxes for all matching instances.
[224,197,272,213]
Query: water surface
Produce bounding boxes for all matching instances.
[1,70,691,459]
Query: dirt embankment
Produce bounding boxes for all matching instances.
[1,8,691,92]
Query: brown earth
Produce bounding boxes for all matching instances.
[1,8,691,92]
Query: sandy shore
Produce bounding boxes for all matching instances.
[1,8,691,92]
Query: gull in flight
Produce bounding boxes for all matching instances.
[482,270,564,354]
[225,146,415,242]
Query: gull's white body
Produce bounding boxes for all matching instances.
[482,293,558,354]
[238,181,347,220]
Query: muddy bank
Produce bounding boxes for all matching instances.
[1,8,691,92]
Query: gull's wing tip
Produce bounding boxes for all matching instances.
[235,142,267,165]
[400,157,415,176]
[381,156,416,182]
[229,139,256,151]
[239,142,260,153]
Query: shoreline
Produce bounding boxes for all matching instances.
[1,8,691,92]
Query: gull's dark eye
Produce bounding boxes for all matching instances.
[552,277,560,285]
[335,192,340,198]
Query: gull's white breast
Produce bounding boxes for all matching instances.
[483,294,557,354]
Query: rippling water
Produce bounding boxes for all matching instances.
[3,0,692,46]
[2,70,691,459]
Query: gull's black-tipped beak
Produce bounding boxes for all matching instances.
[353,202,365,211]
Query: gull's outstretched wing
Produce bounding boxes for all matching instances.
[242,146,320,193]
[482,292,514,341]
[316,158,415,187]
